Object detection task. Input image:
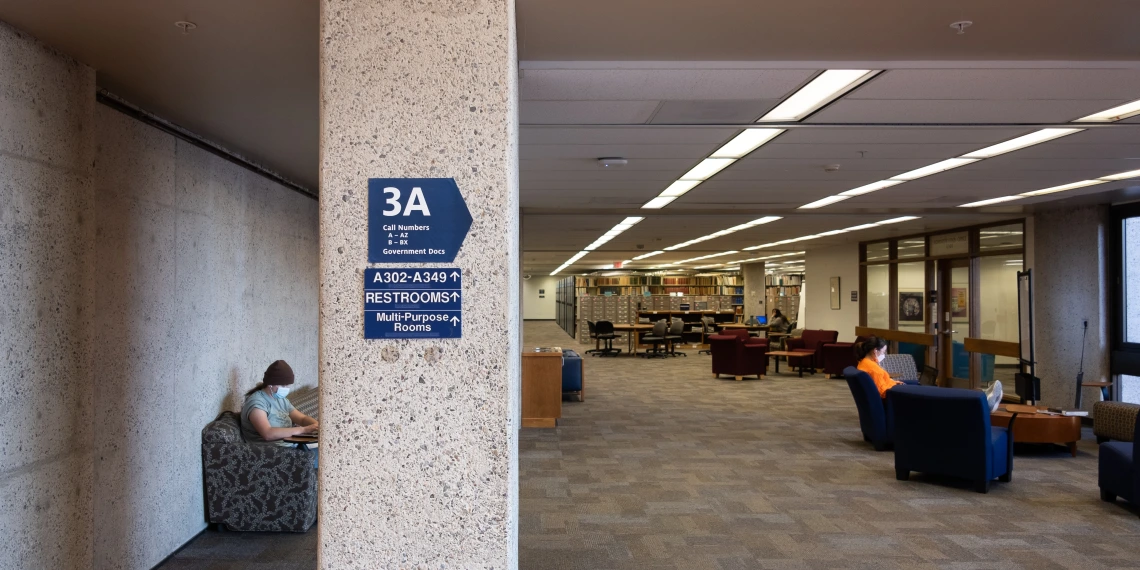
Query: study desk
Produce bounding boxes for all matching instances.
[522,348,563,428]
[611,323,654,356]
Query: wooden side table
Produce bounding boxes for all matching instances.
[522,348,563,428]
[991,409,1082,457]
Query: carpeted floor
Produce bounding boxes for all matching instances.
[519,321,1140,570]
[160,321,1140,569]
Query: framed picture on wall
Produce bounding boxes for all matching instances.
[951,287,968,318]
[898,291,924,322]
[829,276,841,310]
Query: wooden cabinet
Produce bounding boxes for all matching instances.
[522,349,563,428]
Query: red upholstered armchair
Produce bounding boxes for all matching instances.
[708,329,769,380]
[821,336,869,378]
[785,329,839,372]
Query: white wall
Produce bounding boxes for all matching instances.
[805,243,861,341]
[523,276,558,319]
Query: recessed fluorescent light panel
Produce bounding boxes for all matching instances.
[550,250,589,275]
[659,180,701,197]
[798,195,850,209]
[960,128,1082,159]
[666,251,740,266]
[839,180,903,197]
[662,216,782,251]
[1075,99,1140,122]
[710,129,785,159]
[631,250,664,261]
[1018,179,1106,197]
[759,70,878,122]
[641,196,676,210]
[959,196,1024,208]
[681,158,735,181]
[743,217,921,251]
[1099,168,1140,181]
[584,217,644,251]
[893,158,978,181]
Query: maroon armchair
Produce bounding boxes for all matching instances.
[708,329,769,381]
[821,335,871,378]
[785,329,839,373]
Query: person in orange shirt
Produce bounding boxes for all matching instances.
[856,336,1004,410]
[856,336,900,398]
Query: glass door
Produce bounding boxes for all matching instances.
[939,258,972,388]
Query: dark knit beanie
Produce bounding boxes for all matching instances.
[263,360,295,386]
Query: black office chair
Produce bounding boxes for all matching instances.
[585,320,602,355]
[698,316,718,355]
[594,320,621,357]
[665,318,686,357]
[639,320,668,358]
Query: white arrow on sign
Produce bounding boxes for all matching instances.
[450,316,460,326]
[450,271,460,281]
[450,292,461,302]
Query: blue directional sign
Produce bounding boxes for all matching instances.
[364,268,462,339]
[368,178,473,263]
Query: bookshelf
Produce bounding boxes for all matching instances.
[765,273,803,320]
[567,271,745,343]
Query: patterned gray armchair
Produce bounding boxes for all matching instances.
[202,411,317,532]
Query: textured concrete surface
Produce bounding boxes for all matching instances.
[0,21,96,569]
[88,106,319,570]
[1032,206,1110,412]
[1,20,319,569]
[318,0,519,567]
[742,262,766,323]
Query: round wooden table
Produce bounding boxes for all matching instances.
[284,435,319,448]
[990,410,1081,456]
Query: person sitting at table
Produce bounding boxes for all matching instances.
[241,360,319,466]
[768,309,790,333]
[856,337,1002,410]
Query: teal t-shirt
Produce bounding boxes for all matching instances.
[241,389,296,445]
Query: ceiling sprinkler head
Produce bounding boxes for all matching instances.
[950,20,973,35]
[824,164,841,172]
[175,21,197,34]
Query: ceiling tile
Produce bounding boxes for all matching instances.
[648,99,778,124]
[519,68,815,100]
[520,100,660,124]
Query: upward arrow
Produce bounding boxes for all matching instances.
[450,271,460,281]
[450,316,460,326]
[451,292,461,302]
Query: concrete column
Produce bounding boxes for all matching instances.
[319,1,518,567]
[742,262,766,322]
[1031,205,1109,411]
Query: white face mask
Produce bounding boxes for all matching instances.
[876,349,886,363]
[274,386,291,399]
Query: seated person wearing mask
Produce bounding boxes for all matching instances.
[856,336,1002,411]
[241,360,319,466]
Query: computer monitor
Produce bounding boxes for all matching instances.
[755,315,768,325]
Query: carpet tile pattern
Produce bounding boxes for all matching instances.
[521,321,1140,569]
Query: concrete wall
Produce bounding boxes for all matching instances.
[805,243,861,341]
[1031,205,1110,411]
[319,0,519,566]
[523,276,558,319]
[742,262,766,322]
[0,22,319,569]
[0,22,97,570]
[89,106,319,569]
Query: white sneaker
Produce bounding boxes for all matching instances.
[985,381,1003,412]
